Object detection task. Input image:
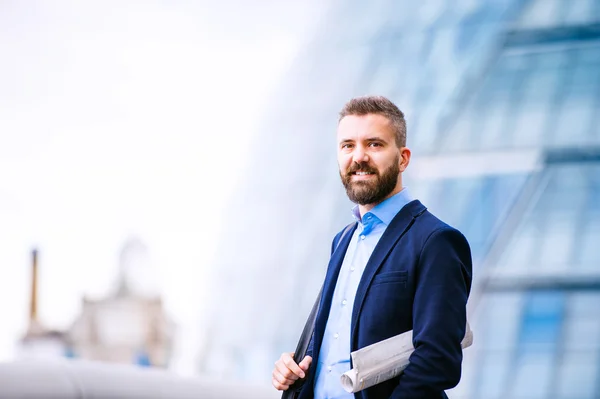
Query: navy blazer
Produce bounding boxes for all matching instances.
[299,200,472,399]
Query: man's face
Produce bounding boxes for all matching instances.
[337,114,408,206]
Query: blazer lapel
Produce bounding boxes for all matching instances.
[350,200,427,344]
[312,223,357,361]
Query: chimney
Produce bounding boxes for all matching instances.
[29,249,39,328]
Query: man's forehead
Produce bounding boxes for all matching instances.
[337,114,393,139]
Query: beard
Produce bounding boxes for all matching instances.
[340,155,400,205]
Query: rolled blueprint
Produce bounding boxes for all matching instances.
[340,323,473,393]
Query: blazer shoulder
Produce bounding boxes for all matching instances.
[414,208,469,245]
[414,210,474,288]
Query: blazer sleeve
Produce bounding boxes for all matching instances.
[391,227,473,398]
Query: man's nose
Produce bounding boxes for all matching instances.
[352,147,369,164]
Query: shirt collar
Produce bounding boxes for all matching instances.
[351,188,414,226]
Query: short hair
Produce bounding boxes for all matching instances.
[338,96,407,147]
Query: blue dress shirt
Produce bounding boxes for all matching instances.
[314,188,414,399]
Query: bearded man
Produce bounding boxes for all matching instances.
[272,96,473,399]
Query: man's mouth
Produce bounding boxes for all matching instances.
[351,170,376,179]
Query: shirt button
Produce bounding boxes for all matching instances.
[360,235,365,240]
[334,333,339,339]
[328,366,332,372]
[350,267,355,272]
[342,299,347,306]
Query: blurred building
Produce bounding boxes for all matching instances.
[200,0,600,397]
[19,249,69,359]
[20,239,175,368]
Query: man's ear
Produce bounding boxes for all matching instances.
[399,147,411,172]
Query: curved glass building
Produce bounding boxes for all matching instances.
[200,0,600,397]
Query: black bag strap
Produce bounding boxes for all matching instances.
[282,223,355,399]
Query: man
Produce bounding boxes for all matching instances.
[272,96,472,399]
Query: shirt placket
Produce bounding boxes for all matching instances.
[327,225,363,375]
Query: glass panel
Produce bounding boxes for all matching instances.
[510,351,555,398]
[456,54,522,151]
[503,293,564,397]
[444,110,477,152]
[564,293,600,351]
[551,59,600,148]
[510,67,563,149]
[564,317,600,351]
[408,179,438,205]
[590,107,600,146]
[440,43,600,152]
[500,218,540,273]
[579,213,600,267]
[482,293,523,351]
[496,163,600,276]
[594,0,600,20]
[378,1,421,29]
[580,45,600,64]
[477,78,517,151]
[411,174,529,263]
[329,0,390,44]
[465,175,523,260]
[519,292,565,350]
[563,0,597,25]
[590,187,600,213]
[538,211,577,270]
[413,0,448,27]
[439,47,600,151]
[549,163,591,191]
[462,185,491,257]
[515,0,562,29]
[442,178,479,226]
[365,58,403,100]
[556,351,600,399]
[474,351,511,399]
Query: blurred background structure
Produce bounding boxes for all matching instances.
[199,0,600,398]
[0,0,327,380]
[1,0,600,398]
[20,242,174,367]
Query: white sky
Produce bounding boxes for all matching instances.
[0,0,328,375]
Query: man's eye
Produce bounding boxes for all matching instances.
[342,144,353,149]
[369,142,382,147]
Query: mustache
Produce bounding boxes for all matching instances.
[346,162,378,176]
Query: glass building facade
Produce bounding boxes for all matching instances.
[199,0,600,397]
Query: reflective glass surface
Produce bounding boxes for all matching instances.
[436,46,600,153]
[411,173,529,263]
[496,163,600,277]
[199,1,600,395]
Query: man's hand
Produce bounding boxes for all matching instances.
[272,352,313,391]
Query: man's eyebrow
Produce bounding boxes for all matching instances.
[366,137,389,143]
[339,136,389,144]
